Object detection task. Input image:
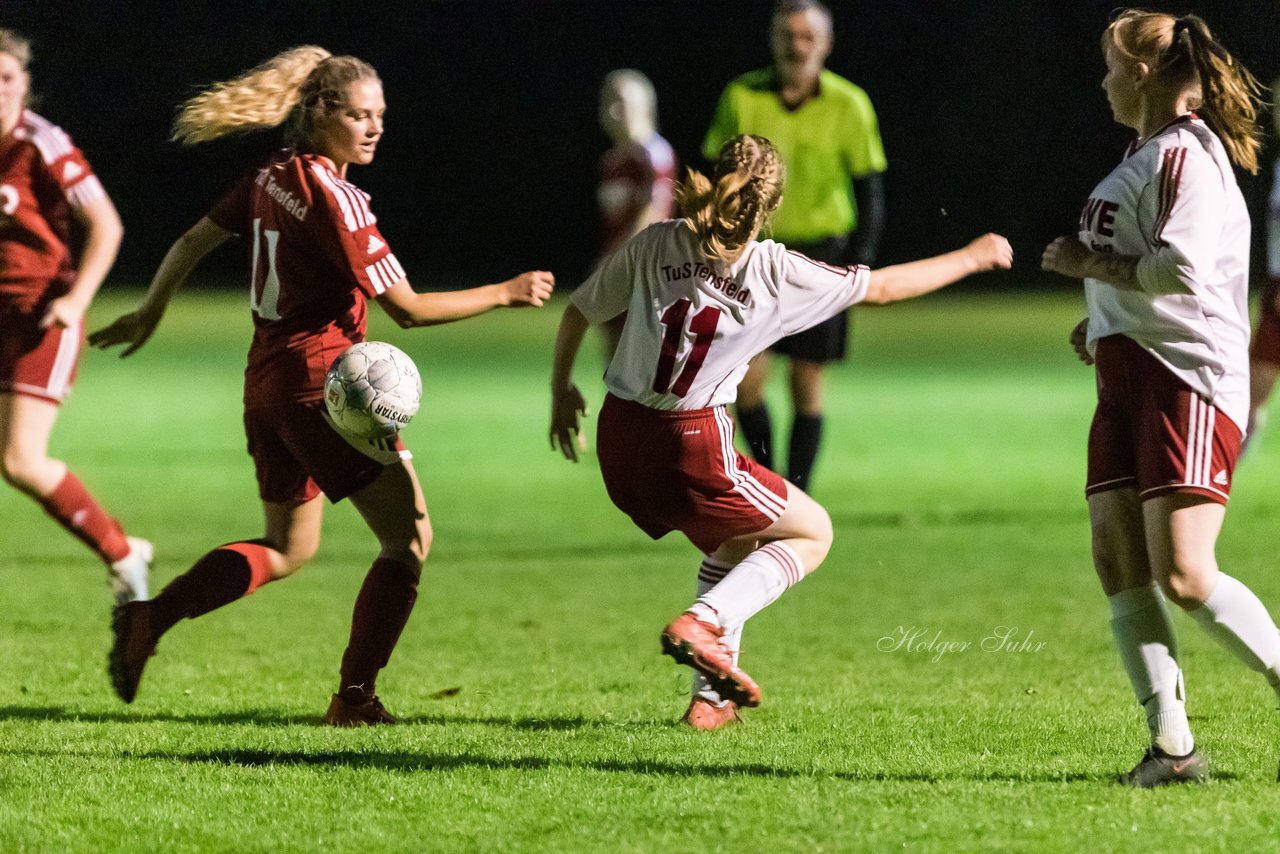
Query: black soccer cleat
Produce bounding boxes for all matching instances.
[1117,747,1209,788]
[108,601,156,703]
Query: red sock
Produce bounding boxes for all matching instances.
[38,471,129,563]
[149,541,278,640]
[339,557,420,694]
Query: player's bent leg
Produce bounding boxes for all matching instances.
[330,460,431,726]
[1146,494,1280,698]
[1089,488,1197,773]
[108,497,325,704]
[1,393,133,572]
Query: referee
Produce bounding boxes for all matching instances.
[703,0,886,492]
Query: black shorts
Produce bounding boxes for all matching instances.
[768,234,852,364]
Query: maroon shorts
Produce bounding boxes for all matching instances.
[0,305,80,403]
[244,401,407,504]
[1086,335,1241,504]
[596,394,789,553]
[1252,279,1280,366]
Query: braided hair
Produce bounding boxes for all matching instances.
[676,134,785,265]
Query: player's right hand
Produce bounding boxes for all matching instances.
[502,271,555,308]
[966,234,1013,271]
[1069,317,1094,365]
[88,309,161,358]
[550,383,588,462]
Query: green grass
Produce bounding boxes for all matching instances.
[3,288,1280,852]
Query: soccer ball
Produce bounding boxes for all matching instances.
[324,341,422,440]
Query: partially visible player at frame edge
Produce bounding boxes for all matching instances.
[0,29,151,605]
[1243,76,1280,446]
[595,69,677,365]
[90,47,553,725]
[550,134,1010,729]
[703,0,887,494]
[1042,10,1280,786]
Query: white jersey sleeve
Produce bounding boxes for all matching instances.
[773,247,870,336]
[1135,144,1227,295]
[572,239,635,323]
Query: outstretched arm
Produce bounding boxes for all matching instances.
[863,233,1013,304]
[88,216,231,357]
[374,271,554,328]
[549,303,591,462]
[1040,237,1140,290]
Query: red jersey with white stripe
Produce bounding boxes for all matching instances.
[207,151,405,409]
[0,110,108,312]
[1079,115,1251,429]
[572,219,869,410]
[598,134,676,255]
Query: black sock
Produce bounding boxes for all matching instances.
[735,404,774,470]
[788,413,824,492]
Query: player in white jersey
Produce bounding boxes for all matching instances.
[551,134,1011,728]
[1041,10,1280,786]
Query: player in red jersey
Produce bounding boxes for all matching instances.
[595,69,676,363]
[551,135,1010,728]
[1244,77,1280,447]
[1042,11,1280,786]
[0,29,151,604]
[90,47,553,725]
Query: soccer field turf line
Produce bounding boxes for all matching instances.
[2,289,1280,851]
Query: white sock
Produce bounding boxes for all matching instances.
[691,556,737,704]
[691,541,805,632]
[1110,582,1194,756]
[1188,573,1280,698]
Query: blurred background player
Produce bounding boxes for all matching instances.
[0,29,150,604]
[703,0,886,492]
[1244,75,1280,446]
[91,47,552,725]
[551,134,1010,728]
[1042,11,1280,786]
[595,69,676,363]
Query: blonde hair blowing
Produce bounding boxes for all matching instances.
[676,134,784,265]
[1106,10,1262,173]
[172,46,379,147]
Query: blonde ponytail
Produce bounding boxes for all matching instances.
[677,134,784,265]
[1106,10,1262,173]
[172,47,379,150]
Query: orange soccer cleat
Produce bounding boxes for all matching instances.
[660,612,761,708]
[681,697,743,731]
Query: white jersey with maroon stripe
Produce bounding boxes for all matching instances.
[572,219,869,410]
[1079,115,1251,429]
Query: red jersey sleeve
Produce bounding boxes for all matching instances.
[207,173,255,235]
[306,162,405,299]
[27,118,107,210]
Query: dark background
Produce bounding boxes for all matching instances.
[3,0,1278,288]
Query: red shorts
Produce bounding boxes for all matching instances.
[244,401,408,504]
[1252,279,1280,366]
[596,394,789,553]
[0,305,81,403]
[1086,335,1241,504]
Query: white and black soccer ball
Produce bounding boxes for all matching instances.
[324,341,422,440]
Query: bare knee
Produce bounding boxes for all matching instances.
[1090,522,1149,595]
[792,505,833,571]
[0,448,55,495]
[379,518,432,569]
[1156,553,1218,610]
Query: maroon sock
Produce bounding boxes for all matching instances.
[38,471,129,563]
[149,541,278,640]
[339,557,421,694]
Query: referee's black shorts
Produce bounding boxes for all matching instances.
[769,234,852,364]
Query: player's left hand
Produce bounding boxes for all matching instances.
[1041,236,1091,279]
[550,383,589,462]
[502,271,555,308]
[39,295,89,330]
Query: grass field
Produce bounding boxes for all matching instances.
[4,287,1280,852]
